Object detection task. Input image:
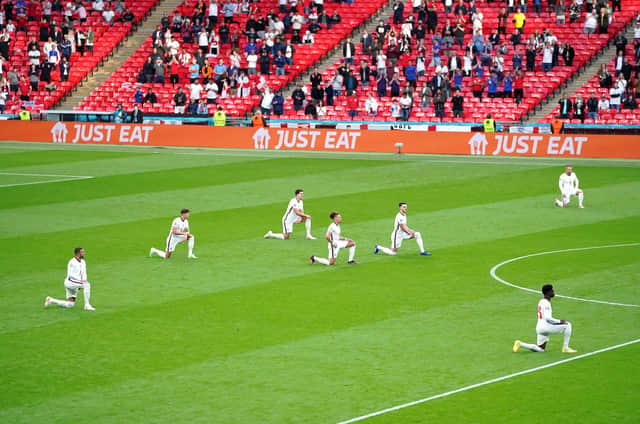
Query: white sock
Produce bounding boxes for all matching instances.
[269,232,286,240]
[348,245,356,262]
[314,256,330,265]
[578,192,584,207]
[520,341,544,352]
[378,245,397,256]
[415,232,425,253]
[83,283,91,307]
[563,322,572,349]
[554,199,563,207]
[49,297,75,308]
[305,219,312,236]
[151,248,166,258]
[188,236,195,255]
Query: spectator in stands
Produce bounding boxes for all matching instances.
[598,7,609,34]
[0,89,6,114]
[433,89,445,119]
[40,61,52,84]
[598,93,610,112]
[205,78,218,104]
[542,43,553,72]
[472,74,484,98]
[342,36,355,65]
[16,75,28,101]
[173,87,187,113]
[510,29,522,46]
[154,58,165,84]
[133,86,144,104]
[454,12,466,47]
[274,50,286,76]
[497,7,508,35]
[260,87,274,115]
[291,83,305,111]
[399,91,412,121]
[488,29,500,46]
[305,99,318,119]
[561,43,575,66]
[28,64,39,91]
[60,56,70,81]
[144,88,157,104]
[130,104,143,123]
[392,1,404,25]
[418,83,430,109]
[586,92,599,121]
[330,70,343,97]
[583,12,597,34]
[389,73,401,97]
[609,83,622,111]
[513,7,526,31]
[451,89,464,118]
[28,44,40,66]
[621,58,633,83]
[189,58,200,83]
[196,99,208,115]
[624,93,638,110]
[555,1,566,24]
[533,0,541,15]
[558,93,572,118]
[102,6,115,25]
[346,92,358,119]
[363,92,378,117]
[502,71,513,98]
[361,29,373,54]
[389,98,400,120]
[487,72,498,98]
[85,27,94,55]
[123,8,134,23]
[259,50,270,75]
[568,0,580,22]
[573,94,585,122]
[376,72,387,98]
[268,90,282,116]
[598,63,612,88]
[114,104,126,122]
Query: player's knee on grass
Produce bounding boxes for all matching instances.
[67,298,76,307]
[329,258,336,265]
[284,233,290,239]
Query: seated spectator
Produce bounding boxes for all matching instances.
[196,100,208,115]
[305,99,318,119]
[144,88,157,104]
[302,30,314,44]
[102,7,115,25]
[365,93,378,116]
[623,93,638,110]
[598,94,609,111]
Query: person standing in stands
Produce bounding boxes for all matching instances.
[586,91,599,121]
[558,93,572,118]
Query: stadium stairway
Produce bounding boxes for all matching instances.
[280,0,395,100]
[55,0,185,110]
[526,24,636,123]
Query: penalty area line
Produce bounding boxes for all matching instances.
[337,338,640,424]
[0,172,94,188]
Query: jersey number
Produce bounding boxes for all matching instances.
[537,305,542,319]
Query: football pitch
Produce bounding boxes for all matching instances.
[0,142,638,423]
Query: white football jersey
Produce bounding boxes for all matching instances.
[393,212,407,232]
[537,298,560,324]
[66,257,87,283]
[169,217,189,237]
[559,172,579,192]
[283,197,303,221]
[328,222,341,242]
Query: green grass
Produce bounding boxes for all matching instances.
[0,143,638,423]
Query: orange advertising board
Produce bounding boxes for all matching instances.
[1,121,640,159]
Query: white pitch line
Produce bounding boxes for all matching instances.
[0,171,94,178]
[489,243,640,308]
[337,338,640,424]
[0,173,94,188]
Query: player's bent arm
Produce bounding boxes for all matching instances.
[293,208,310,218]
[400,223,414,235]
[326,231,334,244]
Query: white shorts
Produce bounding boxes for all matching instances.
[282,215,301,234]
[536,321,571,345]
[328,239,350,259]
[561,189,579,203]
[166,233,187,252]
[391,229,413,249]
[64,278,86,299]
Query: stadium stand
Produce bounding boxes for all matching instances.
[542,19,640,124]
[272,0,639,122]
[0,0,160,114]
[76,0,388,116]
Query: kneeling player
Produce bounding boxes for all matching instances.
[554,166,584,208]
[310,211,358,266]
[264,189,316,240]
[44,247,95,311]
[513,284,577,353]
[150,208,197,259]
[374,202,431,256]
